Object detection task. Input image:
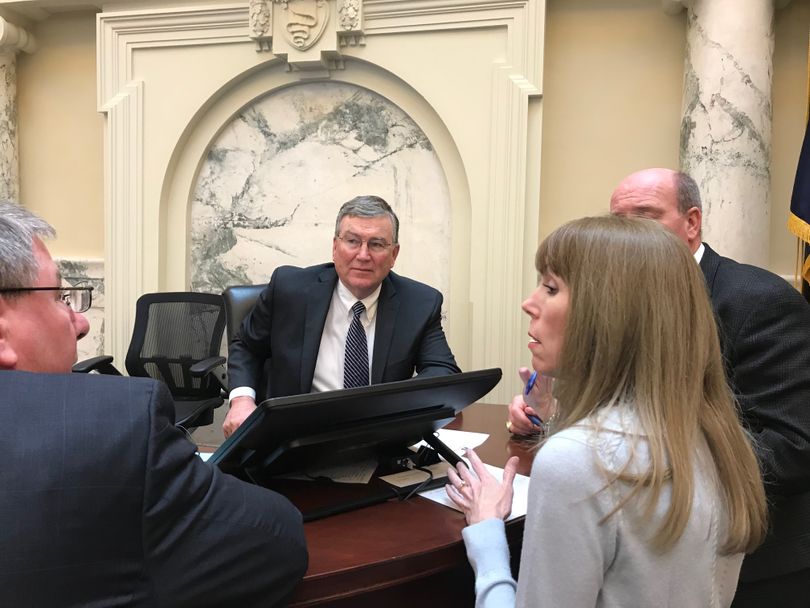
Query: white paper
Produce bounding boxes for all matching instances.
[414,428,490,457]
[419,462,530,522]
[378,462,448,488]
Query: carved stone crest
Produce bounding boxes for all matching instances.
[274,0,330,51]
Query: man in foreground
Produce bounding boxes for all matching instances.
[0,201,308,607]
[224,195,460,437]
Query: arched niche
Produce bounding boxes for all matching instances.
[161,58,472,367]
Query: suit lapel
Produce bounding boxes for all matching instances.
[300,267,337,392]
[699,243,721,298]
[372,275,399,384]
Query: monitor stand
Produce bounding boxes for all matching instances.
[259,433,460,522]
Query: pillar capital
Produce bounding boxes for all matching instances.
[0,17,35,55]
[662,0,791,14]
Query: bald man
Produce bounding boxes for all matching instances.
[611,168,810,607]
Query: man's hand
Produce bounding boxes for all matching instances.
[223,396,257,438]
[506,367,556,436]
[445,449,519,525]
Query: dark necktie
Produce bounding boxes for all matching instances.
[343,301,369,388]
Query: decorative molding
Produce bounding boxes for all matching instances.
[475,65,541,383]
[275,0,330,50]
[248,0,273,50]
[338,0,361,30]
[337,0,364,47]
[0,16,33,204]
[251,0,365,53]
[662,0,792,15]
[97,6,249,111]
[97,5,251,366]
[97,0,544,402]
[102,81,144,365]
[0,17,36,54]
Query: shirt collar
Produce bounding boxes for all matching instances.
[336,280,381,322]
[693,242,705,264]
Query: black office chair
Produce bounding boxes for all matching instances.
[222,284,268,397]
[73,292,228,430]
[222,284,266,343]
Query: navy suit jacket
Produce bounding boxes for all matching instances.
[701,244,810,581]
[0,371,307,607]
[228,263,460,399]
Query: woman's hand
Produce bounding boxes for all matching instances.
[506,367,556,436]
[445,449,520,525]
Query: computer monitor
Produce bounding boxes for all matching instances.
[210,368,502,483]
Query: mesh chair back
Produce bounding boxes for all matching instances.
[125,292,226,398]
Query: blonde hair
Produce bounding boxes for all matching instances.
[536,215,767,553]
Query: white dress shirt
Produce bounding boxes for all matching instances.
[228,280,381,401]
[311,280,380,392]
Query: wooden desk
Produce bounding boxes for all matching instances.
[287,402,536,607]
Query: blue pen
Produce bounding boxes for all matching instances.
[524,371,543,426]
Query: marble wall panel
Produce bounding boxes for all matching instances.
[190,82,452,303]
[58,259,105,363]
[0,52,19,202]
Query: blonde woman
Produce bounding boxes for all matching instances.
[446,216,767,607]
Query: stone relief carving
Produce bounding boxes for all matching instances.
[338,0,361,31]
[248,0,273,52]
[249,0,272,37]
[337,0,364,46]
[249,0,364,55]
[274,0,330,51]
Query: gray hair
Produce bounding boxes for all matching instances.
[0,200,55,292]
[334,195,400,244]
[675,172,702,214]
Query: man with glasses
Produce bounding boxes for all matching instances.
[0,201,307,606]
[224,195,460,437]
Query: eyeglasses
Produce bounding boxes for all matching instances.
[0,286,94,313]
[337,234,394,254]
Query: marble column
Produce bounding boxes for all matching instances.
[665,0,790,266]
[0,17,35,203]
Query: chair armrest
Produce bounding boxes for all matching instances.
[72,356,123,375]
[190,356,228,393]
[189,355,226,376]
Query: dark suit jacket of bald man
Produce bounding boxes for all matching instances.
[228,263,461,400]
[0,371,307,607]
[701,244,810,583]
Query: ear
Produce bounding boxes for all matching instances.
[332,236,339,261]
[685,206,702,242]
[390,243,400,268]
[0,313,18,370]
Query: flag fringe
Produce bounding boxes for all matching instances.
[788,212,810,244]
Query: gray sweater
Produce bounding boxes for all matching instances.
[462,407,744,607]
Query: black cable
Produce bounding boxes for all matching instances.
[399,465,434,502]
